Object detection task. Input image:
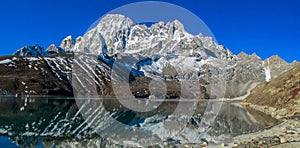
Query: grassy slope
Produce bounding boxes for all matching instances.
[244,63,300,118]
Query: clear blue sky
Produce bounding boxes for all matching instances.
[0,0,299,62]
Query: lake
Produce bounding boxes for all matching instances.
[0,96,279,147]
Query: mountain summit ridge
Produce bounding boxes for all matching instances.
[3,14,297,97]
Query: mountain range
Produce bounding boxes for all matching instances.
[0,14,298,99]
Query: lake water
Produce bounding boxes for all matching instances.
[0,96,279,147]
[0,137,18,148]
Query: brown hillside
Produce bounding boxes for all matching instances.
[245,64,300,113]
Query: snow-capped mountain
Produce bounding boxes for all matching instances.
[66,14,294,98]
[0,13,298,147]
[71,14,234,60]
[59,35,75,51]
[13,45,46,56]
[2,14,297,98]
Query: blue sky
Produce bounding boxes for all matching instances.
[0,0,299,62]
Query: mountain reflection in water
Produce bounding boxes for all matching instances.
[0,96,278,147]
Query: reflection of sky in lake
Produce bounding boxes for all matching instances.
[0,137,18,148]
[0,97,279,147]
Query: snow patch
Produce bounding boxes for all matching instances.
[0,128,7,134]
[264,67,271,82]
[23,132,36,136]
[26,57,39,61]
[0,59,12,64]
[20,106,25,111]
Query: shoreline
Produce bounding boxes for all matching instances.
[228,119,300,147]
[227,101,300,147]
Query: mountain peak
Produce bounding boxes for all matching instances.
[264,55,288,65]
[250,52,262,60]
[164,19,187,36]
[291,60,299,66]
[100,14,130,21]
[59,36,75,51]
[13,45,45,56]
[237,51,249,58]
[83,14,133,54]
[46,44,58,52]
[46,44,67,54]
[171,20,184,29]
[95,14,133,29]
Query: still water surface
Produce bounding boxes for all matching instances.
[0,96,279,147]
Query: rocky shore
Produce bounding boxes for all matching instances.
[229,119,300,147]
[228,64,300,147]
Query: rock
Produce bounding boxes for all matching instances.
[200,142,208,147]
[46,44,59,53]
[264,55,288,66]
[43,141,55,148]
[59,35,75,51]
[279,136,287,143]
[250,52,262,61]
[237,51,248,59]
[46,44,66,54]
[258,140,263,145]
[286,130,296,134]
[273,136,280,142]
[233,143,239,147]
[220,143,229,147]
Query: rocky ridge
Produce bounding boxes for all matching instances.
[0,14,297,98]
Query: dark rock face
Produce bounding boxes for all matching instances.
[129,77,182,99]
[0,54,185,98]
[0,53,117,97]
[0,54,73,96]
